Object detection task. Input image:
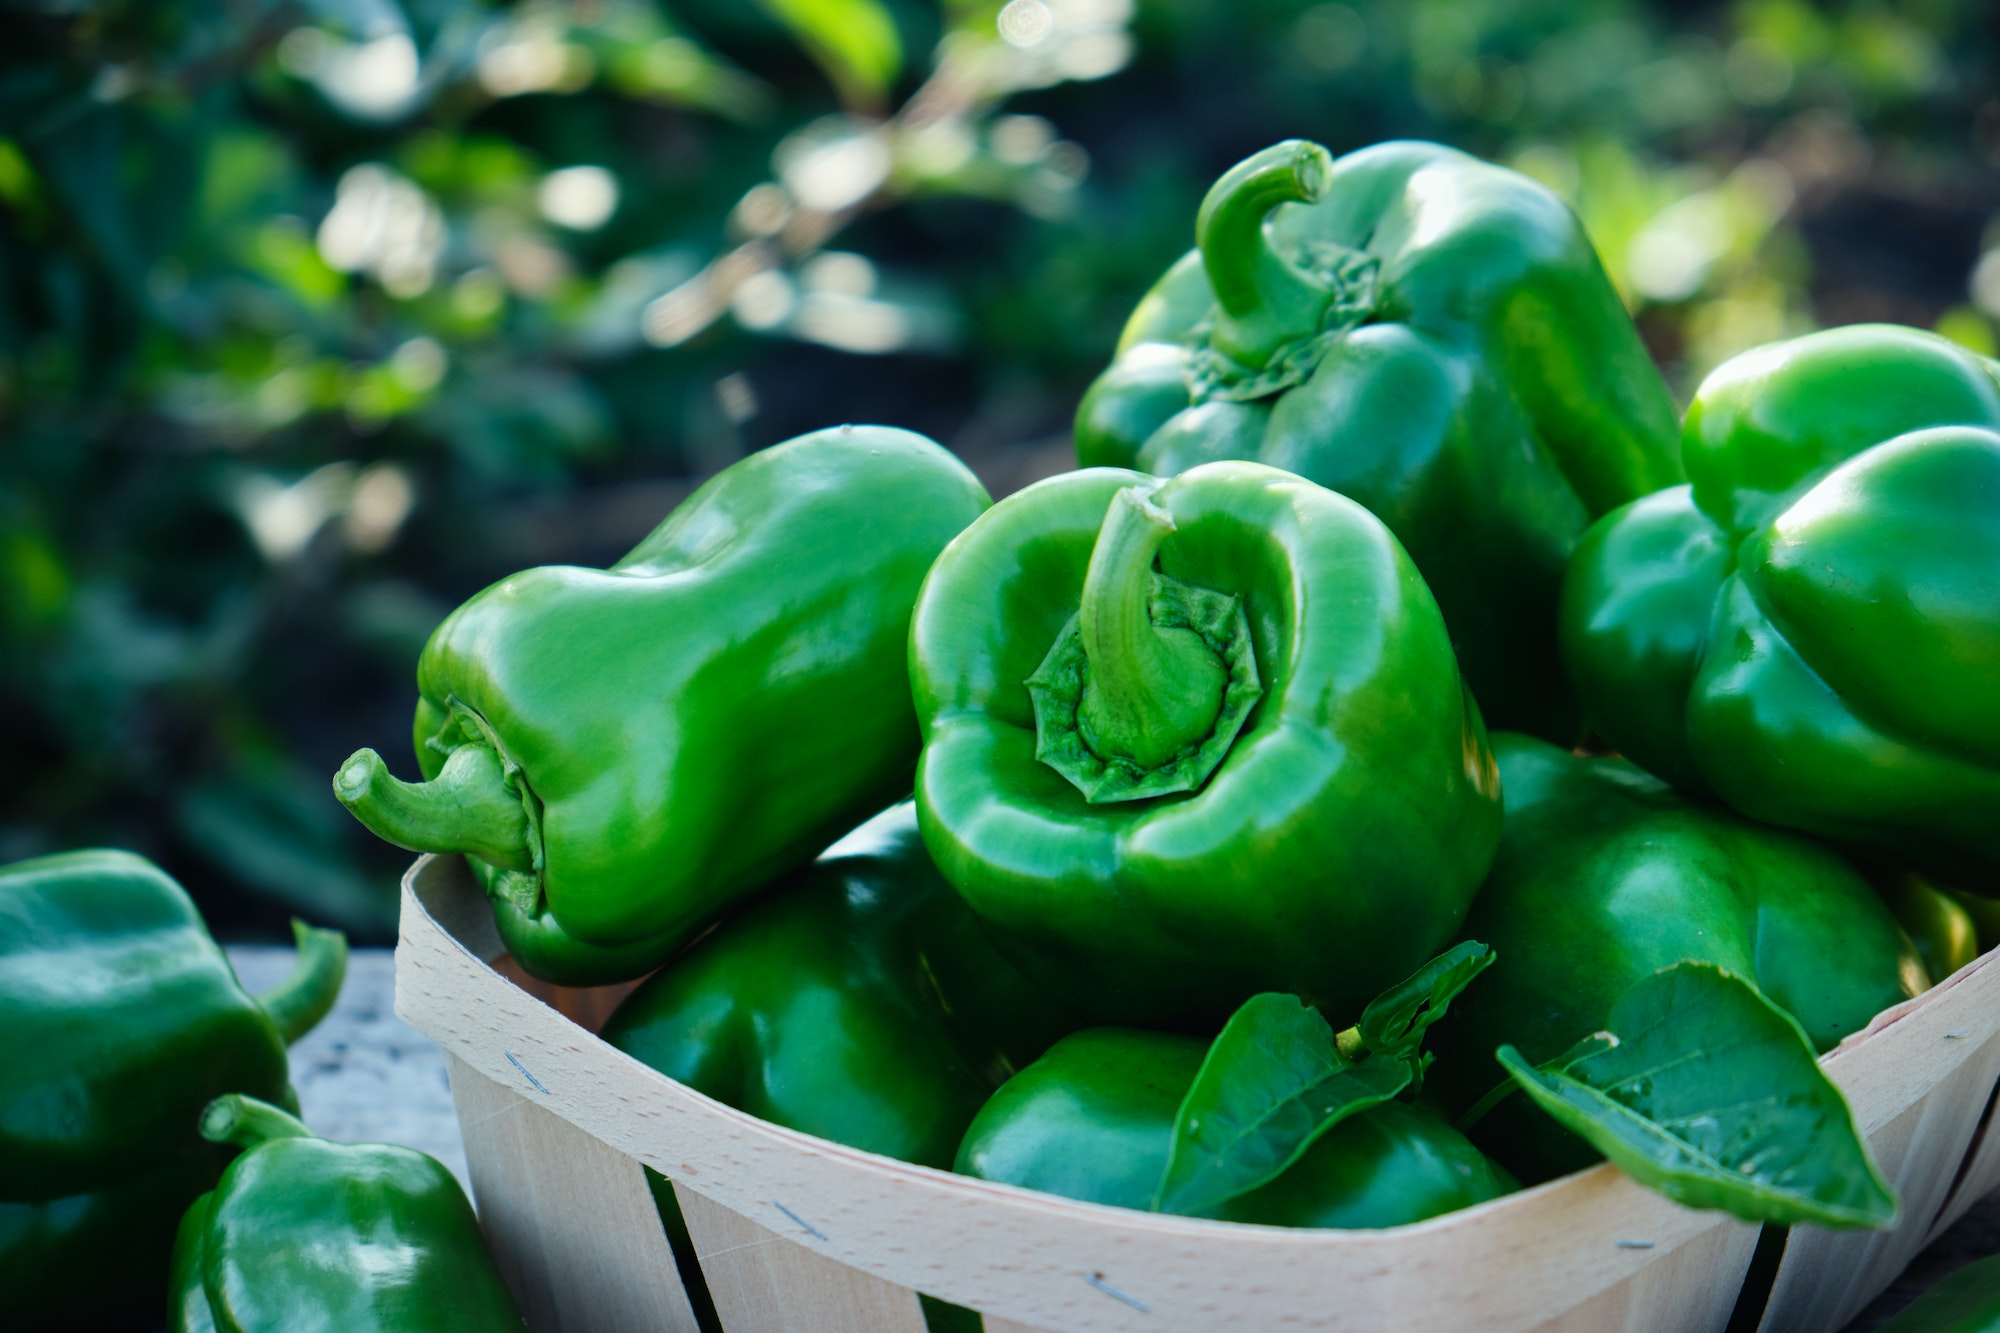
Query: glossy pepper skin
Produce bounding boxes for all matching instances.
[0,850,346,1328]
[910,460,1501,1027]
[334,426,991,984]
[171,1095,524,1333]
[600,802,1076,1169]
[1075,139,1682,742]
[1427,734,1926,1182]
[1561,326,2000,887]
[957,1029,1517,1226]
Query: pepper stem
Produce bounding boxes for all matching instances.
[1196,140,1338,370]
[200,1094,316,1149]
[1076,488,1228,771]
[256,920,350,1046]
[333,744,535,873]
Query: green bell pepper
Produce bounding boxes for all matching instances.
[0,850,346,1327]
[910,460,1501,1027]
[1428,734,1926,1181]
[1075,139,1682,742]
[171,1095,524,1332]
[599,801,1075,1168]
[334,426,991,984]
[1560,325,2000,887]
[956,1028,1517,1226]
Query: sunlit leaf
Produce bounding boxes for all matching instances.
[1354,939,1494,1085]
[758,0,903,107]
[1153,942,1498,1216]
[1153,993,1410,1218]
[1499,963,1896,1230]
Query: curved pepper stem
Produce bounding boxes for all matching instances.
[1196,140,1339,370]
[200,1094,316,1149]
[256,919,350,1046]
[333,744,535,873]
[1076,488,1228,771]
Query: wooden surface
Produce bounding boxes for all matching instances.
[229,910,2000,1333]
[1759,956,2000,1331]
[1542,1219,1756,1333]
[678,1183,932,1332]
[447,1051,703,1332]
[228,944,469,1186]
[1933,1095,2000,1246]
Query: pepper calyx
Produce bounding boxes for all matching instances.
[256,919,350,1047]
[486,866,546,916]
[332,701,544,875]
[1185,245,1379,404]
[1188,138,1380,400]
[1026,487,1262,804]
[200,1094,316,1150]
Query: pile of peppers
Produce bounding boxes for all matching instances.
[12,133,1998,1328]
[324,136,1996,1284]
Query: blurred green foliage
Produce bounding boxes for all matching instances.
[3,0,1997,939]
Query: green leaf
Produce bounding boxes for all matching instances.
[1456,1032,1609,1134]
[757,0,903,106]
[1354,939,1495,1082]
[1498,963,1896,1230]
[1151,993,1410,1217]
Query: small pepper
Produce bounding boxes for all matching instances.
[600,802,1075,1169]
[1076,139,1683,742]
[170,1095,524,1332]
[0,850,346,1327]
[956,1028,1517,1226]
[1427,734,1926,1182]
[1560,325,2000,887]
[911,460,1500,1026]
[1872,867,1982,984]
[1944,887,2000,958]
[334,426,991,984]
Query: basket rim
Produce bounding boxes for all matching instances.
[393,850,2000,1331]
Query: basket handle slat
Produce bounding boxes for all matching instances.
[678,1184,931,1332]
[447,1052,705,1332]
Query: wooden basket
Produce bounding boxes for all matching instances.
[394,853,2000,1333]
